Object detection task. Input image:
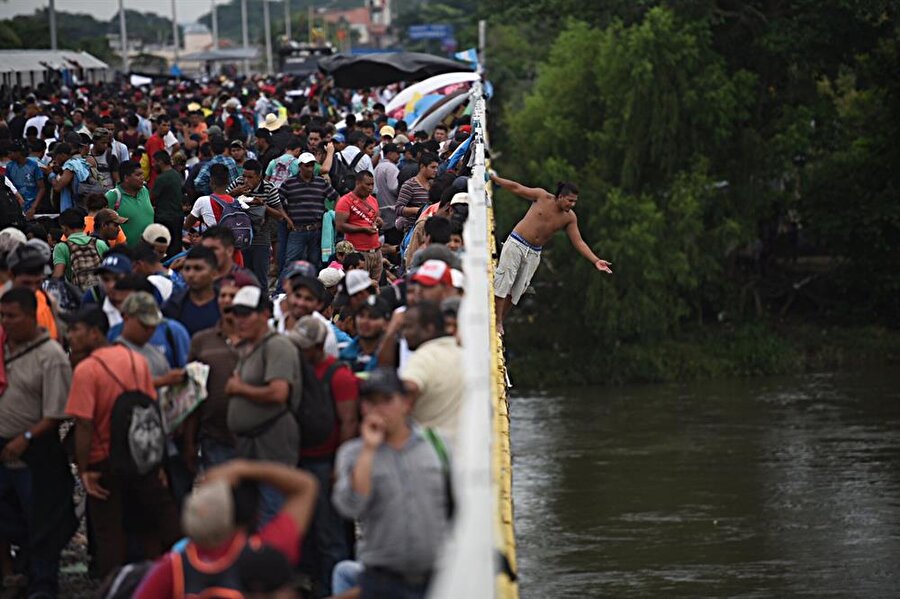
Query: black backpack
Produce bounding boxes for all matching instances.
[0,178,25,229]
[93,350,167,476]
[296,355,345,449]
[331,151,365,196]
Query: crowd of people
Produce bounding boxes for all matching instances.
[0,74,481,599]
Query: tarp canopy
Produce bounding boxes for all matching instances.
[0,50,108,74]
[318,52,473,88]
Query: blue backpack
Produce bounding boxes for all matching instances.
[210,193,253,250]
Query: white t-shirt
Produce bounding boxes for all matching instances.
[401,335,463,448]
[271,299,339,358]
[189,195,219,228]
[164,131,179,153]
[23,115,49,138]
[339,146,374,174]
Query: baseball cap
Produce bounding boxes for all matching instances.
[229,139,245,149]
[63,305,110,335]
[332,133,346,143]
[410,244,462,270]
[297,152,316,165]
[360,367,404,397]
[355,294,390,320]
[345,269,372,296]
[288,315,328,349]
[96,254,133,275]
[182,480,236,547]
[142,223,172,246]
[91,127,111,140]
[318,267,344,288]
[411,260,453,287]
[282,260,317,282]
[7,243,47,274]
[379,125,395,138]
[120,291,163,327]
[94,208,128,226]
[229,285,270,315]
[450,192,470,206]
[0,227,27,253]
[289,275,327,302]
[334,240,355,255]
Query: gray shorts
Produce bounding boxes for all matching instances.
[494,234,542,305]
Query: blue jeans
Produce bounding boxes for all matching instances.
[244,244,271,290]
[284,229,322,271]
[300,457,350,597]
[333,560,364,595]
[360,568,429,599]
[277,220,288,279]
[0,464,59,595]
[200,437,237,469]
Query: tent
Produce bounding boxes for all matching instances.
[385,71,480,115]
[318,52,473,88]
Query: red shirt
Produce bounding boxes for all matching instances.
[302,356,359,458]
[65,345,156,465]
[335,192,381,251]
[133,512,301,599]
[145,133,166,187]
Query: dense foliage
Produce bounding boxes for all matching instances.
[488,2,900,357]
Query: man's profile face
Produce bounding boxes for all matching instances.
[421,161,439,181]
[557,193,577,212]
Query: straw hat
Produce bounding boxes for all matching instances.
[262,113,286,131]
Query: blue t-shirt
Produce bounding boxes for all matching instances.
[340,337,379,373]
[177,296,221,337]
[107,318,191,368]
[6,158,42,209]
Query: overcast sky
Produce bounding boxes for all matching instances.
[0,0,210,24]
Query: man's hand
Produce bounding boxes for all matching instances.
[25,205,37,220]
[0,434,29,462]
[81,471,110,500]
[595,259,613,274]
[374,216,384,229]
[224,373,244,396]
[384,308,405,338]
[157,369,186,387]
[360,413,386,450]
[285,217,296,231]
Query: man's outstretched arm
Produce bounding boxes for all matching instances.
[565,215,613,273]
[490,173,547,202]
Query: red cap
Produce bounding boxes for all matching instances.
[411,260,453,287]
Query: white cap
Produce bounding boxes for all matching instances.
[298,152,317,164]
[345,269,372,296]
[318,267,345,288]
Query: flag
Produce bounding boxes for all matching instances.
[454,48,479,66]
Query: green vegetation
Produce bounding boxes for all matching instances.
[480,2,900,386]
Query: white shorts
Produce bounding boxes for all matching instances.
[494,234,542,305]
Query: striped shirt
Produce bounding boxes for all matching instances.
[394,177,430,232]
[279,175,339,225]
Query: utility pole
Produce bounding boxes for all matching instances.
[171,0,180,66]
[284,0,292,41]
[119,0,129,73]
[478,19,486,74]
[263,0,274,74]
[48,0,58,51]
[211,0,219,50]
[308,4,313,43]
[241,0,250,75]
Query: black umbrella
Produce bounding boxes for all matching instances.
[318,52,473,88]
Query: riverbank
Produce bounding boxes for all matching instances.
[504,321,900,389]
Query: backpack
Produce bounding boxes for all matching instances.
[76,155,114,201]
[268,158,293,189]
[209,193,253,250]
[296,356,344,449]
[0,178,25,229]
[331,151,365,196]
[66,237,102,291]
[93,350,167,476]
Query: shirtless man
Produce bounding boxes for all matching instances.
[490,174,612,329]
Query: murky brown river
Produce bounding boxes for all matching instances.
[511,370,900,597]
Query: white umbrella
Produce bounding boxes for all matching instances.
[385,72,481,116]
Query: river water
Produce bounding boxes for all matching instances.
[511,370,900,598]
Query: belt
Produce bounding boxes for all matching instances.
[509,231,542,252]
[360,248,382,254]
[367,566,433,587]
[292,221,322,231]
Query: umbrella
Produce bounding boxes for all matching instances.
[318,52,473,88]
[386,71,481,115]
[410,89,471,133]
